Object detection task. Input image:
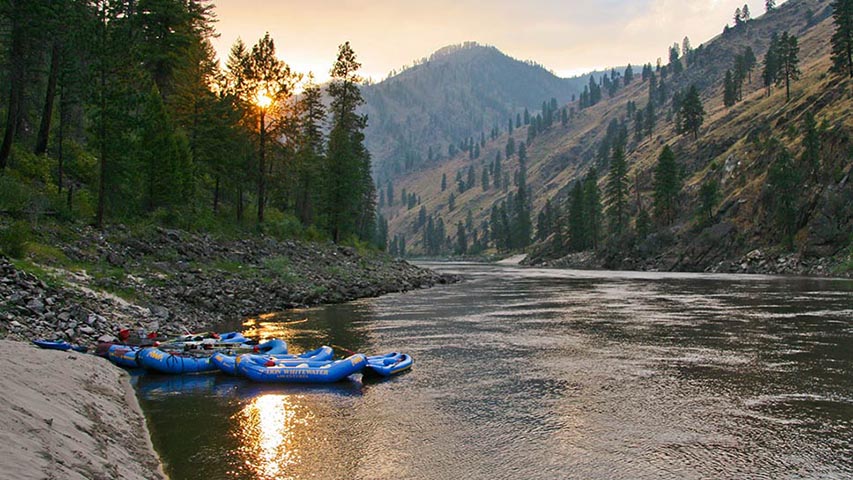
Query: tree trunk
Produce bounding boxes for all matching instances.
[35,42,61,156]
[0,17,26,171]
[58,83,65,195]
[213,175,220,214]
[257,109,266,224]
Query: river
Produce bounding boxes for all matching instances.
[137,262,853,479]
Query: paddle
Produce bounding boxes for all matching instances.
[331,344,357,356]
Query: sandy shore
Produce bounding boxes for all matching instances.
[0,340,166,480]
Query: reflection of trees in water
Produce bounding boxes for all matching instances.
[238,302,376,356]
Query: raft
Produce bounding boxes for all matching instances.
[365,352,413,377]
[236,353,367,384]
[32,340,88,353]
[107,345,143,368]
[137,347,219,374]
[210,339,297,375]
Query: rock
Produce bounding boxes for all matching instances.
[97,334,118,343]
[26,299,46,314]
[149,305,170,320]
[79,326,95,335]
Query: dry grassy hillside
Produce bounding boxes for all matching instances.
[381,0,852,271]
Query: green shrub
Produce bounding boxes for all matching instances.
[0,221,31,258]
[263,209,304,240]
[0,176,33,216]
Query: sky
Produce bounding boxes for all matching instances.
[209,0,783,83]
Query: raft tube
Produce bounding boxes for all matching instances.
[107,345,143,368]
[32,340,88,353]
[137,347,219,374]
[210,339,297,375]
[365,352,413,377]
[236,353,367,384]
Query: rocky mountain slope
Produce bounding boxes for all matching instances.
[379,0,852,275]
[362,42,600,179]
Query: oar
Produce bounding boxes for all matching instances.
[331,344,357,356]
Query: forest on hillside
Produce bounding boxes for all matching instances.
[0,0,382,253]
[380,0,852,273]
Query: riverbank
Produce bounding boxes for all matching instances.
[0,340,165,480]
[1,224,456,345]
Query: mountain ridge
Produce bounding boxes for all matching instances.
[377,0,852,275]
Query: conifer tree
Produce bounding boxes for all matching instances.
[776,32,801,102]
[830,0,853,78]
[584,169,602,250]
[743,46,757,84]
[801,113,821,182]
[699,179,719,221]
[323,42,374,242]
[605,146,629,240]
[624,64,634,84]
[482,167,489,191]
[767,145,801,247]
[766,0,776,12]
[455,221,468,255]
[652,145,681,225]
[467,165,476,190]
[677,85,705,139]
[441,173,447,192]
[568,183,587,251]
[724,70,738,107]
[763,33,781,96]
[644,101,656,139]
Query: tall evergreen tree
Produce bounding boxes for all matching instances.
[830,0,853,78]
[801,113,821,182]
[605,146,629,240]
[777,32,801,102]
[652,145,681,225]
[678,85,705,140]
[763,33,781,96]
[699,179,719,222]
[323,42,374,243]
[767,145,801,247]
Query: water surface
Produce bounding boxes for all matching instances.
[138,263,853,479]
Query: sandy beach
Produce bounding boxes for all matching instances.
[0,340,166,480]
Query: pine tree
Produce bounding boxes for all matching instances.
[699,179,719,221]
[467,165,476,190]
[624,64,634,84]
[455,221,468,255]
[568,183,587,251]
[742,4,751,22]
[584,169,602,250]
[677,85,705,139]
[767,146,801,247]
[652,145,681,225]
[605,145,629,240]
[644,101,656,139]
[763,33,781,96]
[323,42,373,243]
[830,0,853,78]
[441,173,447,192]
[743,46,757,84]
[766,0,776,12]
[481,166,489,191]
[724,70,737,107]
[801,113,821,182]
[776,32,801,102]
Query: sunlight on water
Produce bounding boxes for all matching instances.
[235,394,314,480]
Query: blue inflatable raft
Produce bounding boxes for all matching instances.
[32,340,88,353]
[108,345,143,368]
[365,352,413,377]
[138,347,220,374]
[236,353,367,384]
[210,339,298,375]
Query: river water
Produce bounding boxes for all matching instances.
[137,263,853,479]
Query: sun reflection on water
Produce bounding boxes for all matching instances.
[235,394,314,480]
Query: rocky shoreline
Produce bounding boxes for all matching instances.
[1,225,457,345]
[527,247,851,278]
